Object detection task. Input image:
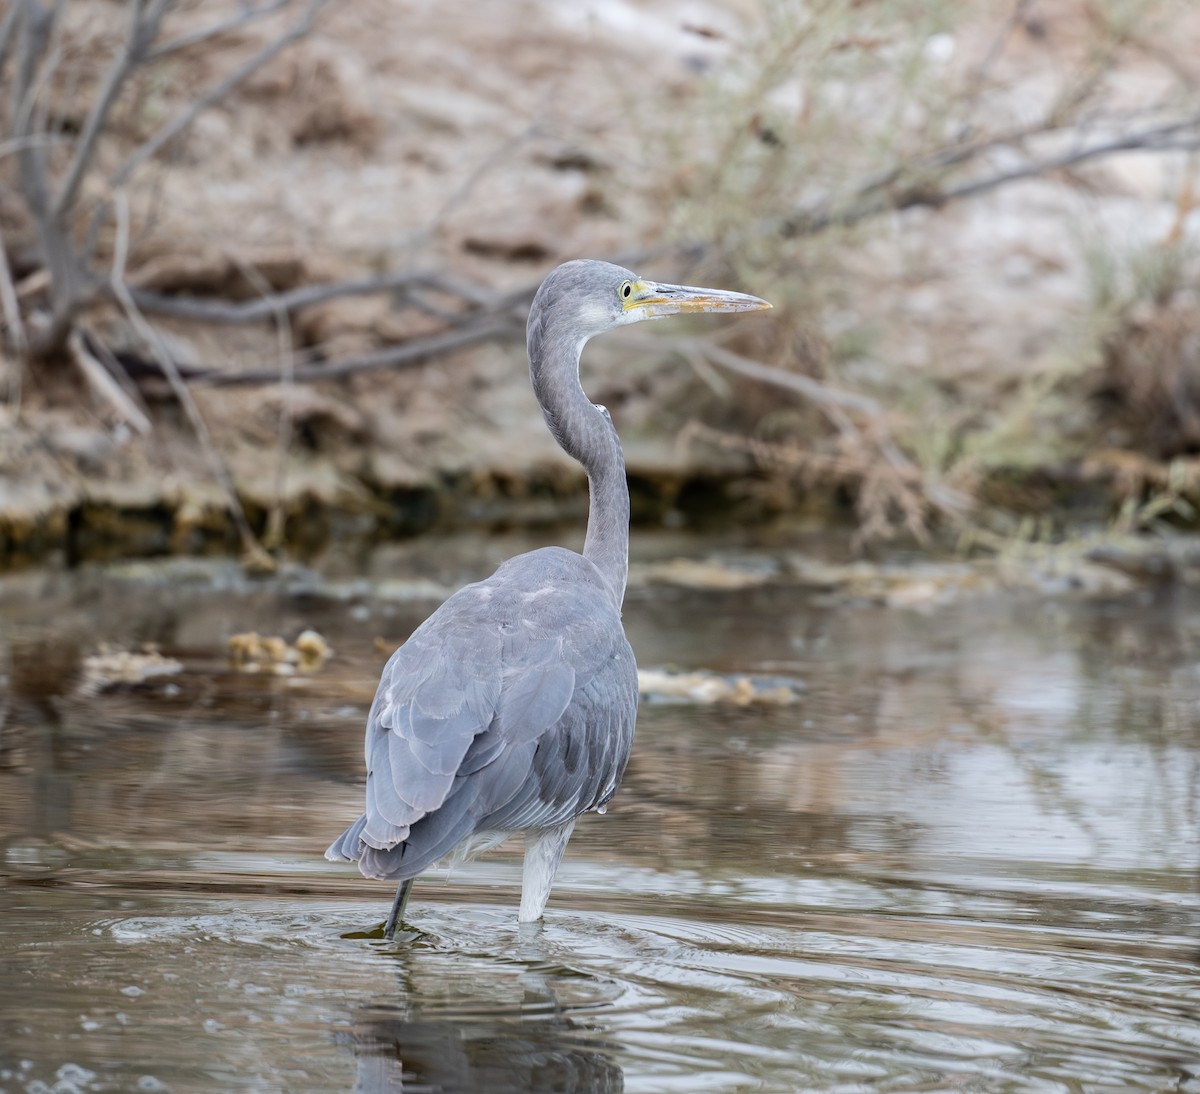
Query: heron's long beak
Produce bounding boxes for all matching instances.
[624,279,772,320]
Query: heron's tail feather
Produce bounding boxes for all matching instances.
[324,813,368,862]
[357,804,483,881]
[328,783,492,879]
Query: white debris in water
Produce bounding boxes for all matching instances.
[80,646,183,692]
[638,668,802,705]
[120,985,144,997]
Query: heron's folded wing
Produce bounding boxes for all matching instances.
[476,640,638,831]
[359,613,496,849]
[359,602,582,852]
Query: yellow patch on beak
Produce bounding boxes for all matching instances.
[624,278,772,319]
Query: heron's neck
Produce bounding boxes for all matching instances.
[529,331,629,606]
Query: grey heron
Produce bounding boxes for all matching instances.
[326,259,770,937]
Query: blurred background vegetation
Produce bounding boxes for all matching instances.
[1,0,1198,567]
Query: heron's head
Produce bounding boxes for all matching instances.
[529,259,771,351]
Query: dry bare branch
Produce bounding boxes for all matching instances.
[113,255,662,390]
[128,266,539,327]
[110,191,271,569]
[0,132,67,160]
[780,111,1200,237]
[687,339,887,418]
[0,1,22,85]
[12,0,84,358]
[67,328,152,435]
[0,231,26,356]
[126,265,633,384]
[111,0,328,190]
[7,0,332,359]
[926,116,1200,206]
[144,0,290,62]
[845,116,1067,207]
[129,268,442,323]
[117,266,547,388]
[83,326,155,419]
[54,0,171,219]
[12,1,55,228]
[0,230,24,405]
[192,313,520,387]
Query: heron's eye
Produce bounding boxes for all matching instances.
[619,281,633,301]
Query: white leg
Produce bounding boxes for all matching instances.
[519,820,576,923]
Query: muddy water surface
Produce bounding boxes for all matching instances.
[0,533,1197,1092]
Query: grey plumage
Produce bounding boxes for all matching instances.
[328,547,636,882]
[326,259,769,931]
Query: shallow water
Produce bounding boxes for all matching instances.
[0,533,1197,1092]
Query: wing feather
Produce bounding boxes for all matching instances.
[478,648,637,833]
[326,547,639,877]
[493,655,576,745]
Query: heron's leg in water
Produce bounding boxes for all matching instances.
[519,820,577,923]
[384,879,413,940]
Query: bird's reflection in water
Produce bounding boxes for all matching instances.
[348,928,624,1093]
[351,1005,624,1094]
